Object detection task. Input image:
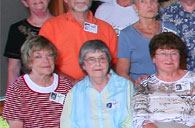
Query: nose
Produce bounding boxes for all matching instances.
[95,58,101,65]
[42,55,50,62]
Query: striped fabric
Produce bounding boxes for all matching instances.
[61,70,134,128]
[2,74,73,128]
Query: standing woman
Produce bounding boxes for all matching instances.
[4,0,53,86]
[116,0,177,85]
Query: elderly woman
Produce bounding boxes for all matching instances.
[132,32,195,128]
[116,0,178,85]
[60,40,134,128]
[2,36,74,128]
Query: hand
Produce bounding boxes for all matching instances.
[191,126,195,128]
[142,123,158,128]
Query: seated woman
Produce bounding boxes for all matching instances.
[132,32,195,128]
[2,36,74,128]
[60,40,134,128]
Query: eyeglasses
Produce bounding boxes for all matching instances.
[155,52,179,58]
[84,56,107,64]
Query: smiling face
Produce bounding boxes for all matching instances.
[82,50,109,79]
[29,50,55,76]
[153,49,180,73]
[134,0,159,19]
[65,0,92,12]
[21,0,50,14]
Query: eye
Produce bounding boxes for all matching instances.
[47,53,54,57]
[34,55,41,58]
[87,57,96,63]
[99,56,107,63]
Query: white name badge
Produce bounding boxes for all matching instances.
[49,92,66,105]
[84,22,98,34]
[175,82,191,91]
[106,101,120,110]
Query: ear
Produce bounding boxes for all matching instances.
[132,4,138,13]
[82,64,86,71]
[152,57,156,64]
[21,0,29,7]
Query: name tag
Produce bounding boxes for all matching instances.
[49,92,66,105]
[175,82,191,91]
[84,22,98,34]
[106,101,120,110]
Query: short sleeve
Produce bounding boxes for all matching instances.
[117,30,132,59]
[4,24,25,59]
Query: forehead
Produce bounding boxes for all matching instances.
[85,50,106,58]
[156,49,179,52]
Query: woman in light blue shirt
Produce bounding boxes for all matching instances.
[60,40,134,128]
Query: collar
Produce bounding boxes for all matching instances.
[65,10,97,24]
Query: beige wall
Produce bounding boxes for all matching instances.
[0,0,29,98]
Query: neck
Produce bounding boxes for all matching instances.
[138,19,158,29]
[180,0,195,13]
[70,10,89,25]
[29,73,54,87]
[90,74,110,92]
[156,69,186,82]
[117,0,131,7]
[27,9,53,27]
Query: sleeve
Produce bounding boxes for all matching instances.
[4,24,25,59]
[2,84,23,121]
[60,89,75,128]
[132,84,150,128]
[117,30,131,59]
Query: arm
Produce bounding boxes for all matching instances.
[8,120,23,128]
[115,58,135,84]
[60,90,74,128]
[7,58,21,86]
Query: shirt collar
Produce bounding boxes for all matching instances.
[65,10,97,23]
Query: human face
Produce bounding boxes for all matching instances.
[21,0,50,13]
[66,0,92,12]
[29,50,55,76]
[82,51,109,79]
[134,0,159,19]
[153,49,180,73]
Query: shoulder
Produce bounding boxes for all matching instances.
[185,71,195,79]
[96,1,114,11]
[119,25,135,37]
[161,21,178,34]
[163,1,179,12]
[9,19,27,27]
[110,70,134,88]
[7,75,27,93]
[58,73,75,87]
[42,14,67,26]
[95,2,114,18]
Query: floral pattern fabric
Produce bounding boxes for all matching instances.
[160,1,195,71]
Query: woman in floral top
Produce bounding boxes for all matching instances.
[132,32,195,128]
